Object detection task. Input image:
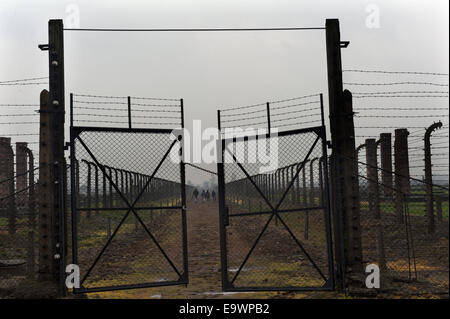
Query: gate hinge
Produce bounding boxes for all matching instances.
[64,142,70,150]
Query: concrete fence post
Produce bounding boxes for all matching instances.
[365,139,380,217]
[379,133,393,197]
[16,142,28,205]
[424,121,442,234]
[394,129,410,224]
[0,137,16,235]
[365,138,386,271]
[24,146,36,230]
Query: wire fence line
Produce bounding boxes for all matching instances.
[0,76,48,84]
[219,94,323,132]
[342,69,449,76]
[1,66,449,298]
[71,93,184,129]
[344,81,449,87]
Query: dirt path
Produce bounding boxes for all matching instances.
[89,200,267,298]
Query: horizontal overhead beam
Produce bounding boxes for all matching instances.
[64,27,325,32]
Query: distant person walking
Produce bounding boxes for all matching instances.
[193,188,199,203]
[206,190,210,201]
[211,190,216,201]
[201,190,206,202]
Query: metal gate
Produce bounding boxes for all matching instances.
[69,94,188,293]
[217,94,334,291]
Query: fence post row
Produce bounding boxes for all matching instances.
[2,17,446,296]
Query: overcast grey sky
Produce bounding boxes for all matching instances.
[1,0,448,185]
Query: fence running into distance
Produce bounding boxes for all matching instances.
[1,69,449,297]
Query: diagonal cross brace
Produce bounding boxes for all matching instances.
[226,135,326,285]
[76,136,181,286]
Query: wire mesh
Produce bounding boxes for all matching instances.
[71,129,186,290]
[221,128,332,289]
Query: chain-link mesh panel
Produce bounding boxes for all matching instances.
[358,161,415,281]
[0,154,39,297]
[221,128,332,289]
[356,158,449,295]
[405,182,448,294]
[71,129,186,291]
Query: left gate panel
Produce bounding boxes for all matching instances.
[69,128,188,293]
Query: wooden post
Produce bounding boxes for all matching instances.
[326,18,363,288]
[38,19,66,288]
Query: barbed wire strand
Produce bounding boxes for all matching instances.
[0,165,45,185]
[0,184,38,202]
[0,76,48,84]
[353,95,449,99]
[354,107,449,111]
[344,81,449,87]
[342,70,449,76]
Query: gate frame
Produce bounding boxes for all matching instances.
[216,97,335,292]
[69,104,188,294]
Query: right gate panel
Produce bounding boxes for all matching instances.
[217,126,334,291]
